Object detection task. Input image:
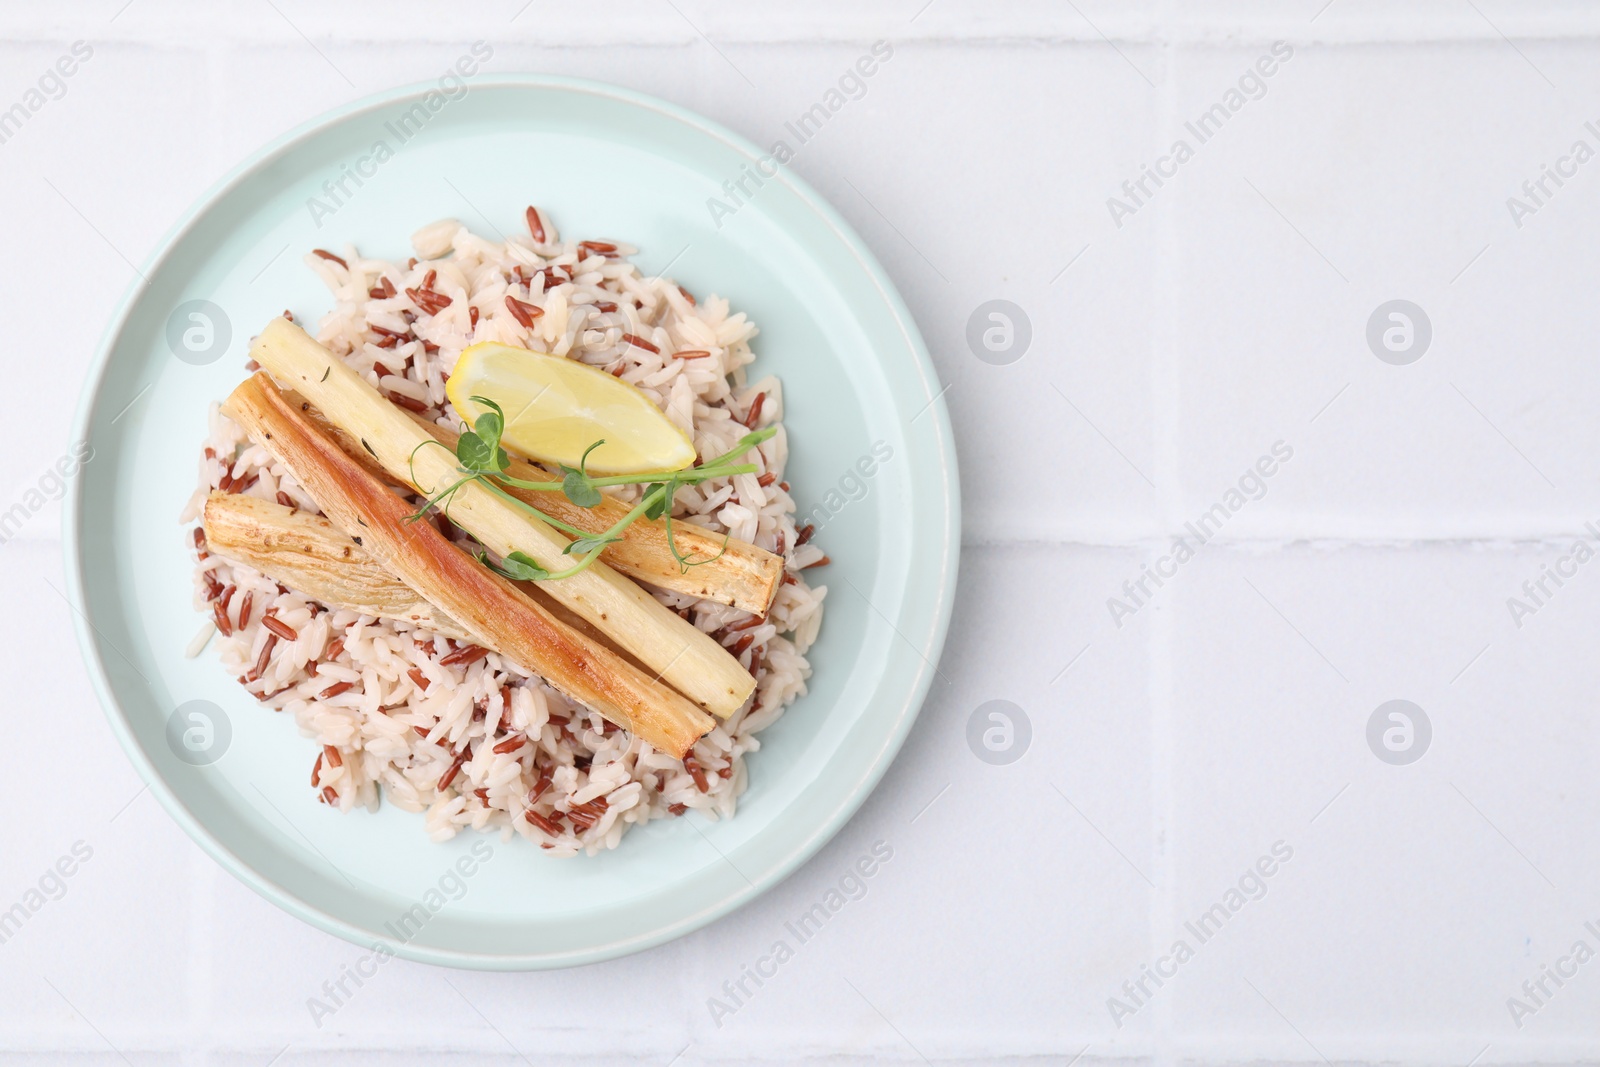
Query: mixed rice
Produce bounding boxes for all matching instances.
[181,211,826,856]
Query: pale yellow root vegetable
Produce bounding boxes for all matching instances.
[204,491,664,674]
[411,414,784,616]
[299,404,783,615]
[222,373,715,758]
[248,317,755,718]
[203,492,474,642]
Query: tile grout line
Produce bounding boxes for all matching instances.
[190,43,229,1067]
[22,17,1600,48]
[1149,15,1180,1066]
[187,850,219,1067]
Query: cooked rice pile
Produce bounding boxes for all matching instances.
[181,212,826,856]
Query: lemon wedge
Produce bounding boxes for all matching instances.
[446,342,696,474]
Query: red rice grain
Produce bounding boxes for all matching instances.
[571,796,609,818]
[405,286,452,315]
[261,615,298,641]
[247,633,277,683]
[743,391,766,428]
[684,754,709,793]
[389,392,429,413]
[504,294,543,327]
[528,768,553,804]
[525,810,561,836]
[312,249,347,268]
[438,748,470,791]
[439,643,489,667]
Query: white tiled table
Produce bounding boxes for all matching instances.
[5,2,1600,1062]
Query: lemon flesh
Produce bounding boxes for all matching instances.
[447,342,696,474]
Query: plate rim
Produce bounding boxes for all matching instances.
[64,72,960,969]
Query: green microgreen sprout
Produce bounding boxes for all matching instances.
[406,396,774,581]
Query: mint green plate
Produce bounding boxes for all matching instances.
[65,75,958,969]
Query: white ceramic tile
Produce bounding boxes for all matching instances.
[1169,41,1600,538]
[0,42,209,542]
[806,43,1166,543]
[0,546,197,1044]
[1164,544,1600,1058]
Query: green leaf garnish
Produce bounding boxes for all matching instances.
[418,420,772,586]
[469,397,504,446]
[561,466,601,507]
[455,430,494,471]
[478,549,549,582]
[557,439,606,507]
[565,534,617,556]
[457,397,510,473]
[643,483,669,520]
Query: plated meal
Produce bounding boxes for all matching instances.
[180,210,827,856]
